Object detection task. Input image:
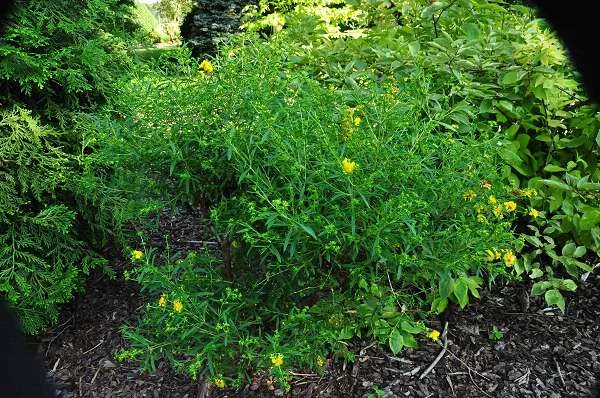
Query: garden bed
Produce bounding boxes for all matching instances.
[37,208,599,398]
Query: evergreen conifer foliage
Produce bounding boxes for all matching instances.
[0,108,104,334]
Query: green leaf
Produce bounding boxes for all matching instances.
[402,333,418,348]
[573,246,587,258]
[529,268,543,278]
[543,164,565,173]
[389,328,404,354]
[500,70,525,85]
[561,242,576,257]
[453,278,469,309]
[400,320,424,334]
[544,289,565,312]
[580,207,600,230]
[438,273,453,299]
[297,223,317,239]
[463,23,480,40]
[541,179,572,191]
[430,297,448,314]
[560,279,577,292]
[531,281,551,296]
[408,41,420,56]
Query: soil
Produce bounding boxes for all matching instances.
[33,207,600,398]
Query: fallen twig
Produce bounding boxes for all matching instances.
[81,339,104,356]
[554,357,566,388]
[468,369,493,398]
[420,321,448,379]
[446,374,455,396]
[90,366,102,384]
[51,358,60,373]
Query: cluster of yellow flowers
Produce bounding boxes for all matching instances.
[316,356,325,367]
[270,353,284,367]
[463,190,477,201]
[484,248,516,266]
[199,59,214,74]
[213,377,225,388]
[132,250,144,261]
[156,293,184,313]
[427,329,440,341]
[342,158,357,174]
[340,107,361,140]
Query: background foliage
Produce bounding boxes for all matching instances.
[1,0,599,391]
[0,0,139,332]
[115,0,599,389]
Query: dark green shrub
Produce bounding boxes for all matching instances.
[0,0,136,121]
[0,108,105,333]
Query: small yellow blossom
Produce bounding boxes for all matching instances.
[503,201,517,212]
[342,158,356,174]
[132,250,144,261]
[488,195,497,205]
[503,250,516,266]
[316,356,325,367]
[463,190,477,201]
[529,208,539,219]
[200,59,214,74]
[158,294,167,307]
[484,248,501,262]
[213,378,225,388]
[475,205,485,214]
[173,299,183,313]
[427,329,440,341]
[271,353,284,367]
[480,181,492,190]
[477,214,487,223]
[353,116,361,126]
[493,205,503,217]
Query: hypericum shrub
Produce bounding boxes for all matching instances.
[120,35,519,390]
[0,108,105,333]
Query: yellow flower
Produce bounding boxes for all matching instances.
[477,214,487,223]
[316,356,325,367]
[480,181,492,190]
[427,329,440,341]
[484,248,501,262]
[200,59,214,74]
[529,208,539,219]
[158,294,167,307]
[132,250,144,261]
[493,205,503,217]
[214,378,225,388]
[503,250,516,266]
[463,190,477,201]
[342,158,356,174]
[488,195,497,205]
[503,201,517,212]
[271,353,284,367]
[353,116,361,126]
[173,299,183,313]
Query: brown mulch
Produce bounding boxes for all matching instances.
[34,208,600,397]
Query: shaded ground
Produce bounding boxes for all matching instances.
[36,208,599,397]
